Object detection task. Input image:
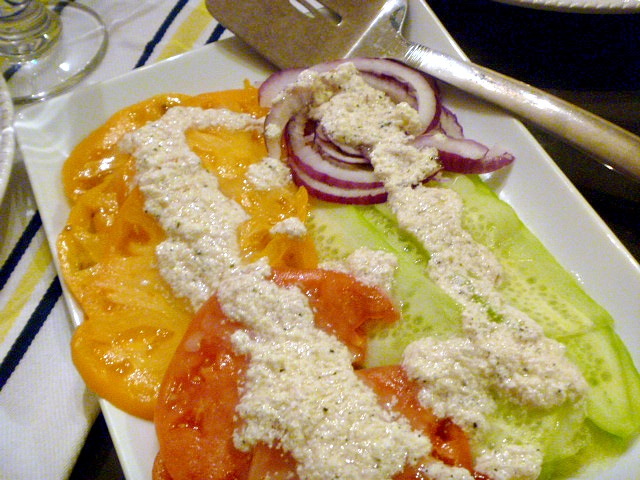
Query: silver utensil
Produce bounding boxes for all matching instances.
[206,0,640,180]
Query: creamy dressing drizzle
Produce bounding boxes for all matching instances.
[121,107,261,310]
[221,261,430,480]
[123,105,433,479]
[320,247,398,294]
[125,62,588,480]
[282,63,588,479]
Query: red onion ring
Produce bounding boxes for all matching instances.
[436,106,464,139]
[261,58,440,160]
[413,132,515,174]
[288,159,388,205]
[260,58,515,205]
[314,125,370,165]
[286,115,383,189]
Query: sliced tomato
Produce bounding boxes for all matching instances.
[357,365,475,476]
[151,455,173,480]
[247,443,298,480]
[154,295,252,480]
[154,269,482,480]
[272,267,400,366]
[155,268,398,479]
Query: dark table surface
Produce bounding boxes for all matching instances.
[70,1,640,478]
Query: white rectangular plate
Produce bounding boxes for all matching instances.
[14,0,640,478]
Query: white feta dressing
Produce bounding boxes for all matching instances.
[392,185,586,416]
[246,155,292,190]
[320,247,398,294]
[219,262,430,480]
[310,67,424,147]
[474,444,544,480]
[403,337,496,432]
[126,104,432,479]
[121,106,262,309]
[270,216,307,238]
[422,460,475,480]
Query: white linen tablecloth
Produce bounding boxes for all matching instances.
[0,2,229,478]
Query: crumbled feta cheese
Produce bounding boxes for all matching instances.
[218,263,431,480]
[423,460,475,480]
[246,156,293,190]
[474,444,543,480]
[123,107,261,309]
[321,247,398,294]
[270,216,307,238]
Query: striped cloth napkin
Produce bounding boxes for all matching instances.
[0,1,229,478]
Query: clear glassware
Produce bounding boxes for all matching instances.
[0,1,107,104]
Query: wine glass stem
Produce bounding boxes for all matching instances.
[0,1,60,61]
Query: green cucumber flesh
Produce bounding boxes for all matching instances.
[445,174,640,439]
[308,201,462,367]
[306,172,640,470]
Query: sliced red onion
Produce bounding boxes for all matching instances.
[261,58,440,160]
[288,159,388,205]
[436,106,464,138]
[259,58,434,114]
[359,71,417,109]
[413,132,515,174]
[314,125,370,165]
[259,67,305,108]
[286,115,383,189]
[260,58,515,205]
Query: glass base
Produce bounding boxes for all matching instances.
[3,3,107,105]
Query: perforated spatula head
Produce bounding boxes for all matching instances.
[205,0,407,69]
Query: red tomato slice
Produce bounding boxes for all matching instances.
[272,267,400,366]
[247,443,298,480]
[154,269,483,480]
[154,295,252,480]
[357,365,475,476]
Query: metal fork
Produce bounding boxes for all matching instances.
[206,0,640,180]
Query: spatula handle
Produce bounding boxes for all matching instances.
[402,43,640,180]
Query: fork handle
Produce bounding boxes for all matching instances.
[401,42,640,180]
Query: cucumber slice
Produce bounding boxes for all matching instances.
[308,197,593,467]
[307,201,462,366]
[484,398,590,464]
[443,174,640,438]
[306,170,640,467]
[563,327,640,438]
[447,174,613,337]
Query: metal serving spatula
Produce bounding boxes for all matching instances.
[206,0,640,180]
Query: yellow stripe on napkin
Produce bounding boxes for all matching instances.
[0,242,52,343]
[156,1,212,62]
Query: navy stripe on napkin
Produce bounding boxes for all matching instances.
[0,277,62,391]
[0,212,41,291]
[135,0,190,68]
[206,23,226,44]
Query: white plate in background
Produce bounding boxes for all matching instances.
[491,0,640,13]
[14,0,640,478]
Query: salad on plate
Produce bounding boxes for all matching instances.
[55,57,640,480]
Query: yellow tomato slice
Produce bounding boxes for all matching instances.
[62,85,318,418]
